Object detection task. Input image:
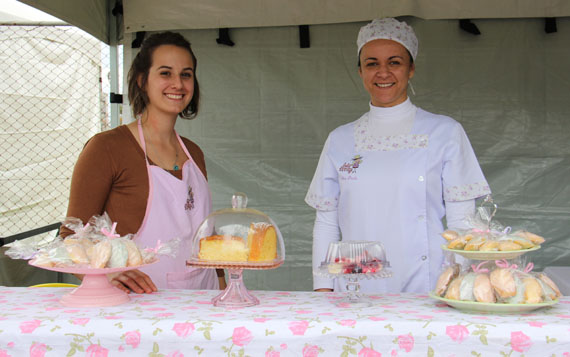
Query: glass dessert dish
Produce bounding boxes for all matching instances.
[314,241,392,307]
[187,192,285,307]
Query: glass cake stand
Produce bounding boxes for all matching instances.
[29,260,157,307]
[187,260,283,308]
[315,265,392,307]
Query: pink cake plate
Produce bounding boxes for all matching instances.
[29,260,157,307]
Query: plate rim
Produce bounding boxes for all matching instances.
[429,291,558,311]
[441,244,540,259]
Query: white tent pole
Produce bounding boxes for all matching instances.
[108,1,120,128]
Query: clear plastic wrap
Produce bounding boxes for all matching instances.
[433,257,562,305]
[5,213,178,269]
[441,196,545,257]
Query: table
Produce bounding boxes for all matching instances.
[0,287,569,356]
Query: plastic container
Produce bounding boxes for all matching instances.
[314,241,392,307]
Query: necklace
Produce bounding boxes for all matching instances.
[143,126,180,171]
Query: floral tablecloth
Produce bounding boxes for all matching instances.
[0,287,569,356]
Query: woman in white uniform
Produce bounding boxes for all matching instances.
[305,18,491,293]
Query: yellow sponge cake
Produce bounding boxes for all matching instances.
[198,235,248,261]
[247,223,277,261]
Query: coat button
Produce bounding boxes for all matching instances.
[418,176,424,181]
[421,255,427,261]
[417,215,425,222]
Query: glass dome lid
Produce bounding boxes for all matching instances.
[188,192,285,267]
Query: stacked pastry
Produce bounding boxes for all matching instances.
[442,229,545,252]
[30,214,151,269]
[434,262,561,304]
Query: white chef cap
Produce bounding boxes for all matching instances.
[357,18,418,61]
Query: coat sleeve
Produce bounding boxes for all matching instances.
[441,122,491,202]
[305,135,340,211]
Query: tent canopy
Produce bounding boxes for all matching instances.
[18,0,570,44]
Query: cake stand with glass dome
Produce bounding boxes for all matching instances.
[187,192,285,308]
[314,241,392,307]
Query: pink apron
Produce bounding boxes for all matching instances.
[135,120,218,289]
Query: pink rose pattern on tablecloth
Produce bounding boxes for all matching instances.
[288,320,310,335]
[0,288,569,355]
[302,344,320,357]
[232,326,253,347]
[510,331,532,352]
[358,347,382,357]
[446,324,470,343]
[172,322,195,338]
[29,343,47,357]
[398,333,414,352]
[86,344,108,357]
[123,330,141,348]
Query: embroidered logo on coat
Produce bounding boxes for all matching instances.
[339,155,363,174]
[185,186,195,211]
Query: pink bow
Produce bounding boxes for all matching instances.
[523,262,534,273]
[495,259,534,273]
[495,259,517,270]
[145,240,163,254]
[472,228,490,233]
[101,222,119,239]
[471,261,489,273]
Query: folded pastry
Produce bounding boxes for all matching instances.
[479,240,499,251]
[490,268,516,298]
[108,239,128,268]
[537,273,561,298]
[464,236,487,251]
[523,277,544,304]
[447,238,466,250]
[124,239,143,266]
[64,242,90,265]
[515,231,545,245]
[498,240,523,251]
[444,275,463,300]
[91,240,112,268]
[536,278,557,301]
[459,273,477,301]
[505,275,524,304]
[473,273,496,303]
[441,230,459,241]
[435,264,460,296]
[511,237,535,249]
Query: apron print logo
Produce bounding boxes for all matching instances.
[185,186,195,211]
[339,155,363,174]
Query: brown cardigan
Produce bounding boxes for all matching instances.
[62,125,207,237]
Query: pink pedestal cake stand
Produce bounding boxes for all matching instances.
[187,260,283,308]
[29,260,157,307]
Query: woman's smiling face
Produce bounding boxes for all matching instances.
[358,39,415,108]
[143,44,195,117]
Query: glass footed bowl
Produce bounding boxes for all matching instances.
[314,241,392,279]
[187,192,285,268]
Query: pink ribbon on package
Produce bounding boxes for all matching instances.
[471,261,489,273]
[495,259,517,270]
[145,240,163,254]
[101,222,119,239]
[495,259,534,273]
[472,228,490,233]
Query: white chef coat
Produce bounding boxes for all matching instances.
[305,100,491,293]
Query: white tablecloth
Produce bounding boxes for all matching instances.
[0,287,569,356]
